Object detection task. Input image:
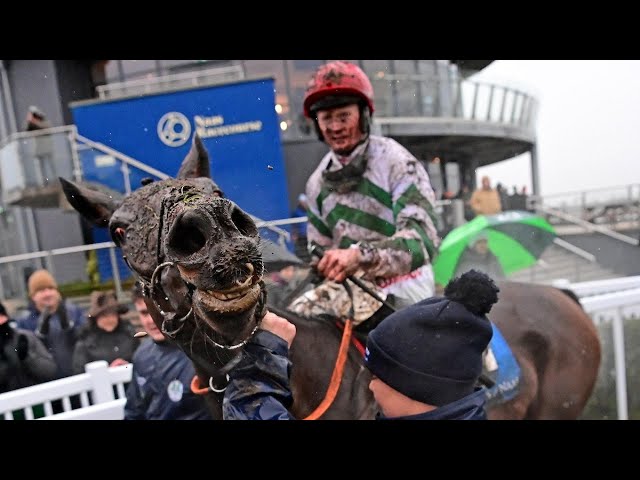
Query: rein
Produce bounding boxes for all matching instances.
[303,316,354,420]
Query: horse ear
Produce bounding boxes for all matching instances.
[59,177,121,228]
[176,134,211,180]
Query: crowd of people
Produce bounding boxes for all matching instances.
[1,268,211,420]
[2,61,510,421]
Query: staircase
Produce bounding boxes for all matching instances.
[508,242,622,285]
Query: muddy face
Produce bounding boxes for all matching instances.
[60,135,267,364]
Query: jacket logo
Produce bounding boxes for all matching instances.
[167,379,184,402]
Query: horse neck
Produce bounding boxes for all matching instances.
[269,306,375,420]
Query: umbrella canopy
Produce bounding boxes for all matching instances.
[433,210,557,285]
[259,239,304,273]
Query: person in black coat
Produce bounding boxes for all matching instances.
[0,301,57,394]
[71,290,140,374]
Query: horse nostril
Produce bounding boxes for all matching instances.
[168,210,208,257]
[230,205,258,237]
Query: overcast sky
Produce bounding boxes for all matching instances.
[469,60,640,198]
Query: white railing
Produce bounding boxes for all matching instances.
[554,276,640,298]
[3,275,639,420]
[0,360,132,420]
[555,277,640,421]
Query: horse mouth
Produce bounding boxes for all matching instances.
[191,264,263,321]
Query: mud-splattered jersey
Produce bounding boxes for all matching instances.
[305,135,441,295]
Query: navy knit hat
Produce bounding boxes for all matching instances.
[364,270,499,407]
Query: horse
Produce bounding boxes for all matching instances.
[59,135,601,420]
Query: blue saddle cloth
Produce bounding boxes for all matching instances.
[484,322,521,407]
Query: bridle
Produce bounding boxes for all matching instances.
[119,188,265,393]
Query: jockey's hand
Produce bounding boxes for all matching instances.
[261,311,296,348]
[317,248,361,283]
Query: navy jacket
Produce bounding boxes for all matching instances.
[223,331,488,420]
[223,330,294,420]
[124,338,212,420]
[375,388,488,420]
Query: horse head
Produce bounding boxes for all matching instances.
[59,135,267,417]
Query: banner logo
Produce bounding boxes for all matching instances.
[157,112,191,147]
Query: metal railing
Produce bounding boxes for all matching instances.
[0,125,291,239]
[534,203,639,246]
[530,184,640,228]
[371,73,538,131]
[96,65,245,100]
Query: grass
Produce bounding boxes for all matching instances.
[58,278,137,298]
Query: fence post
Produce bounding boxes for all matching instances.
[85,361,115,405]
[612,310,629,420]
[108,246,123,301]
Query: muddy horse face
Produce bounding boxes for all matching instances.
[60,135,267,402]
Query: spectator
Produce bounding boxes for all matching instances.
[72,290,140,374]
[25,105,51,131]
[265,265,300,309]
[291,193,310,263]
[17,269,87,379]
[0,300,57,394]
[124,282,212,420]
[454,233,505,281]
[469,176,502,216]
[23,106,54,185]
[222,270,498,420]
[456,183,476,221]
[496,182,510,211]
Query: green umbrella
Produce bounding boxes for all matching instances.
[433,210,557,285]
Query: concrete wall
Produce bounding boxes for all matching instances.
[281,139,328,211]
[8,60,63,130]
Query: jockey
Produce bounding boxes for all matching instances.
[288,61,441,325]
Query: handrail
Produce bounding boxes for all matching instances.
[0,241,115,265]
[96,65,245,99]
[564,275,640,297]
[74,133,291,242]
[74,133,170,181]
[552,237,596,263]
[530,184,640,201]
[535,204,639,246]
[0,125,76,149]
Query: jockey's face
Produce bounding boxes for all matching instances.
[316,103,364,156]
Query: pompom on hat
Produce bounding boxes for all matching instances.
[364,269,499,407]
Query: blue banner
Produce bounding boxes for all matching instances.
[71,78,290,281]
